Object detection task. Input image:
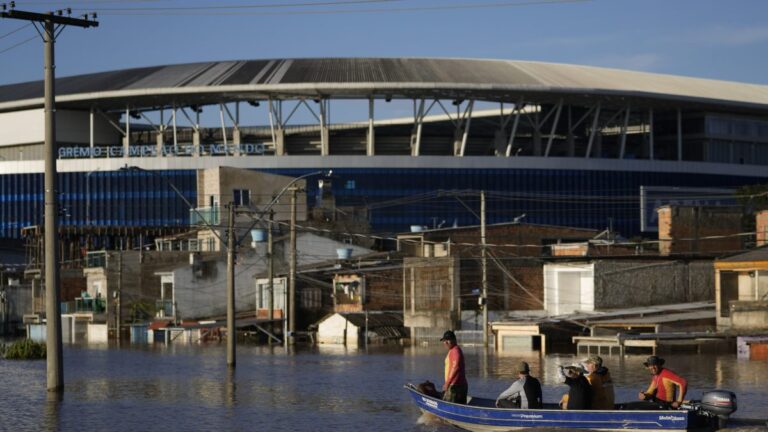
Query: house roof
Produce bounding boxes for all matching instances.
[343,312,403,328]
[318,312,406,338]
[717,246,768,264]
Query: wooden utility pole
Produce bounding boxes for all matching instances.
[1,4,98,393]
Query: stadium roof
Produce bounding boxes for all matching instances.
[2,58,768,114]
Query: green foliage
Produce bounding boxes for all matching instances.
[735,184,768,211]
[128,300,157,323]
[1,339,46,360]
[736,184,768,236]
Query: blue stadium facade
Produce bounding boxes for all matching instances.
[1,58,768,242]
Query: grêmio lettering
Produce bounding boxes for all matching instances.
[58,143,266,158]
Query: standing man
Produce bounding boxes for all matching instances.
[638,356,687,409]
[583,356,615,410]
[495,361,543,409]
[440,330,468,404]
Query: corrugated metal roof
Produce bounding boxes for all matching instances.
[342,312,403,328]
[2,58,768,113]
[718,246,768,263]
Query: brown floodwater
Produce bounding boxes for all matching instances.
[0,343,766,431]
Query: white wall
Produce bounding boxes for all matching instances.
[317,313,359,346]
[0,109,43,146]
[543,263,594,316]
[0,108,119,147]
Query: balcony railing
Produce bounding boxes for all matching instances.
[75,296,106,313]
[156,299,174,318]
[190,206,220,226]
[85,251,108,268]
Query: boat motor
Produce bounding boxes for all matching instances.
[681,390,737,429]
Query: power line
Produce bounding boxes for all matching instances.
[85,0,590,16]
[0,22,30,39]
[0,33,36,54]
[76,0,409,12]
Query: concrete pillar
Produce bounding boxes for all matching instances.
[156,133,164,156]
[275,128,285,155]
[657,206,672,256]
[192,131,200,157]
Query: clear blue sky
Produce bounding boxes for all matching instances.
[1,0,767,87]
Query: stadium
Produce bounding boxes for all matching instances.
[1,57,768,246]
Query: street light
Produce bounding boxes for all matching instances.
[121,165,329,365]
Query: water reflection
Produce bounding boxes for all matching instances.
[0,344,766,431]
[41,393,62,432]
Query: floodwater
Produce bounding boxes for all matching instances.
[0,342,766,431]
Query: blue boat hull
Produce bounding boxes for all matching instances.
[405,384,713,431]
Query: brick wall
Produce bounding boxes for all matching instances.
[757,210,768,247]
[657,206,742,256]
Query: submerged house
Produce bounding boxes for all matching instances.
[543,258,714,316]
[714,246,768,332]
[316,312,405,346]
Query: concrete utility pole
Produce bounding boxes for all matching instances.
[481,191,488,347]
[288,187,298,345]
[267,210,274,345]
[227,203,236,367]
[1,4,98,393]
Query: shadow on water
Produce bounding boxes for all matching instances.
[0,342,766,431]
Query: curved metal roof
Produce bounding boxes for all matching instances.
[2,58,768,113]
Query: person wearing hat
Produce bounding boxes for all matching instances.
[582,356,615,410]
[558,364,592,410]
[440,330,468,404]
[495,361,543,409]
[638,356,687,409]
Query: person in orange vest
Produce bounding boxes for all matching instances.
[638,356,687,409]
[440,330,468,404]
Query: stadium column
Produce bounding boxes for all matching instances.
[319,99,329,156]
[367,97,375,156]
[123,106,130,156]
[268,98,286,155]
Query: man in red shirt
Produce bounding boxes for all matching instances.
[638,356,687,408]
[440,330,468,404]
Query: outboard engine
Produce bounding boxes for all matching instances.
[682,390,737,429]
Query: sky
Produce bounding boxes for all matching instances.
[1,0,767,88]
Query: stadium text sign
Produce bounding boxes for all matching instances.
[58,143,266,159]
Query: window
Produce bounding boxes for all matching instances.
[233,189,250,206]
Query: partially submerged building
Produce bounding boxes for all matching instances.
[714,246,768,332]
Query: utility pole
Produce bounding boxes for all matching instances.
[1,4,98,393]
[226,203,236,367]
[116,251,122,343]
[288,187,298,345]
[267,210,274,346]
[481,190,488,347]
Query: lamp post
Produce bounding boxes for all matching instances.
[122,165,328,365]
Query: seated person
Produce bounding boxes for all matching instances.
[558,365,592,410]
[638,356,687,409]
[495,361,543,409]
[583,356,615,410]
